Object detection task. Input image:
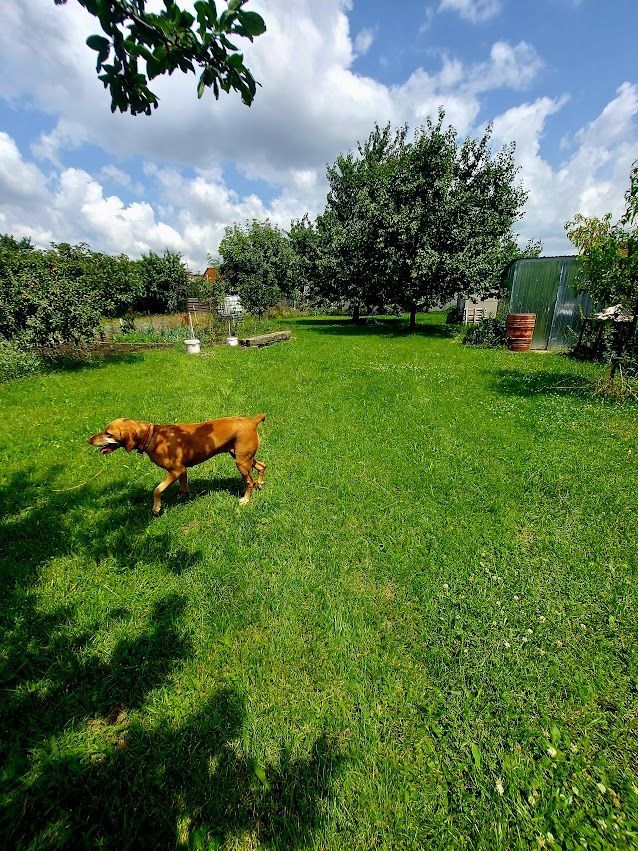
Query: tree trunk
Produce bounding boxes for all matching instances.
[352,303,361,323]
[408,304,417,331]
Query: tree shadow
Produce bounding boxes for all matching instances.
[295,316,455,339]
[0,466,343,846]
[0,464,204,588]
[2,685,343,849]
[486,367,596,400]
[39,350,144,374]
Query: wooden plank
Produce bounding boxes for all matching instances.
[239,330,291,348]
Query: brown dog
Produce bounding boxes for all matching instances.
[89,415,266,515]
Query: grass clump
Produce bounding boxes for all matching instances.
[0,341,46,382]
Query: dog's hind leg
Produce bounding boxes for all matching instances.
[178,471,190,498]
[252,459,266,488]
[236,456,256,505]
[152,469,183,516]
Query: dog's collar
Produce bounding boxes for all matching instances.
[138,423,153,454]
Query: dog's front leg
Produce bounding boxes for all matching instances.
[178,471,190,498]
[152,469,182,516]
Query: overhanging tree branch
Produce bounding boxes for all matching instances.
[54,0,266,115]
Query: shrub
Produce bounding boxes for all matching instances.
[0,342,45,382]
[218,220,296,317]
[0,246,102,349]
[136,250,191,313]
[461,317,507,347]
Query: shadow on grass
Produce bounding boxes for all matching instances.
[186,474,245,500]
[42,350,145,373]
[0,466,342,847]
[486,367,596,399]
[2,684,342,849]
[295,316,456,339]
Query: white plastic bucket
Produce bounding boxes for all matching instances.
[184,338,201,354]
[226,336,239,347]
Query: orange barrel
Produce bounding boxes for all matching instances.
[506,313,536,351]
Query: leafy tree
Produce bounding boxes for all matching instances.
[312,115,529,329]
[0,234,34,253]
[565,212,638,312]
[622,160,638,225]
[218,220,295,317]
[0,245,102,349]
[288,215,321,300]
[54,0,266,115]
[51,242,144,318]
[566,164,638,380]
[381,115,528,328]
[136,249,191,313]
[315,124,404,320]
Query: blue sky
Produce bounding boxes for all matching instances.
[0,0,636,270]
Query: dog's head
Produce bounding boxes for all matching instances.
[88,418,143,454]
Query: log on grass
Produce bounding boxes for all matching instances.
[239,331,291,348]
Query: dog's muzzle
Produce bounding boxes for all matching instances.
[89,434,120,454]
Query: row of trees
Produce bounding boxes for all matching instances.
[0,236,190,348]
[218,114,540,324]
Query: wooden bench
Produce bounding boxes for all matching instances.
[239,331,291,348]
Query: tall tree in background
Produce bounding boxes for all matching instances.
[54,0,266,115]
[137,249,191,313]
[565,163,638,379]
[565,162,638,313]
[218,220,295,317]
[312,114,529,328]
[288,215,321,302]
[315,124,406,320]
[379,114,528,328]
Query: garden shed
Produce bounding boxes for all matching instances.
[502,256,594,350]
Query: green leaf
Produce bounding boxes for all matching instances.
[470,742,482,769]
[252,760,270,789]
[146,56,163,79]
[197,77,206,98]
[86,34,110,52]
[237,10,266,37]
[227,52,245,70]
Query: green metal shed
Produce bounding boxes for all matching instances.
[501,256,593,350]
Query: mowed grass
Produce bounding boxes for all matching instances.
[1,313,637,849]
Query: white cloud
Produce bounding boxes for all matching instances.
[100,164,133,189]
[354,27,375,57]
[0,0,634,266]
[31,119,87,167]
[0,131,49,205]
[438,0,502,24]
[491,84,638,253]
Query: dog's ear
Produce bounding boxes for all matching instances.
[114,420,138,453]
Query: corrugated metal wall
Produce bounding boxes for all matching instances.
[504,256,592,350]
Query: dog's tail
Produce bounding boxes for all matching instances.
[252,413,267,426]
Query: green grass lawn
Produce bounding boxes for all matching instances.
[1,313,637,849]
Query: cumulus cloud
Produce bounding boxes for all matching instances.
[354,27,375,57]
[438,0,502,24]
[0,132,49,205]
[0,0,635,266]
[491,83,638,253]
